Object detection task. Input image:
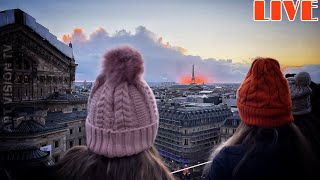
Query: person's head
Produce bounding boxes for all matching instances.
[205,58,315,177]
[55,46,174,180]
[86,45,159,158]
[289,72,312,115]
[55,146,174,180]
[295,71,311,86]
[237,57,293,127]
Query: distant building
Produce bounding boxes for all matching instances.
[220,115,241,142]
[221,93,237,107]
[0,9,87,163]
[155,103,233,167]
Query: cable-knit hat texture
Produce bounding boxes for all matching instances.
[86,46,159,157]
[290,72,312,115]
[295,72,311,86]
[237,58,293,127]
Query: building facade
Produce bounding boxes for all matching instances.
[220,115,241,142]
[155,103,232,167]
[0,9,87,162]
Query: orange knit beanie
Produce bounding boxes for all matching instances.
[237,58,293,127]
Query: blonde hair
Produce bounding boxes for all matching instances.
[54,146,175,180]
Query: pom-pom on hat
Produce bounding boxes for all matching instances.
[295,72,311,86]
[237,58,293,127]
[86,46,159,157]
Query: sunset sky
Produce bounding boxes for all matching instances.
[1,0,319,82]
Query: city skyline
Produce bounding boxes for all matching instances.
[1,0,319,83]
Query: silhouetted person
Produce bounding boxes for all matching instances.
[289,72,320,157]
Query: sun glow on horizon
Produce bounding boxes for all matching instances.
[179,75,208,84]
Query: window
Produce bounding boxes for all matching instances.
[232,120,237,126]
[40,88,43,96]
[54,155,60,162]
[24,76,29,83]
[184,130,188,134]
[54,140,59,148]
[184,139,189,145]
[78,138,82,145]
[69,140,74,148]
[79,127,82,132]
[25,88,28,96]
[70,128,73,134]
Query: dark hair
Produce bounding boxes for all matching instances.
[285,73,296,78]
[204,122,317,179]
[53,146,175,180]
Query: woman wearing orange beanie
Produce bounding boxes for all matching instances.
[203,58,317,180]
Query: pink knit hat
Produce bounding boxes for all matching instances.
[86,46,159,158]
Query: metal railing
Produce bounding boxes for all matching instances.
[171,161,212,174]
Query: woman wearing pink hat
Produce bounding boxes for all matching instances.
[53,46,174,180]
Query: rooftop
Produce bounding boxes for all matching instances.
[0,120,66,135]
[45,92,88,102]
[0,9,73,58]
[222,115,241,128]
[0,145,51,167]
[47,110,87,124]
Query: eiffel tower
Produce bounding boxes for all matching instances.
[191,64,196,85]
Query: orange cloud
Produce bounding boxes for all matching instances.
[62,34,71,43]
[177,47,188,54]
[158,37,187,54]
[61,27,87,43]
[94,27,106,33]
[179,75,208,84]
[74,28,83,34]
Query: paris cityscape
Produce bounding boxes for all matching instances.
[1,1,320,180]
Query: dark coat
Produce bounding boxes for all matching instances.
[206,129,316,180]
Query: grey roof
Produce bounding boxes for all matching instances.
[47,110,87,123]
[222,115,241,128]
[0,145,50,167]
[0,120,66,135]
[45,92,88,102]
[0,146,49,161]
[159,106,232,123]
[169,84,193,89]
[13,107,44,116]
[0,110,87,135]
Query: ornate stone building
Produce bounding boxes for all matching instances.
[0,9,87,162]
